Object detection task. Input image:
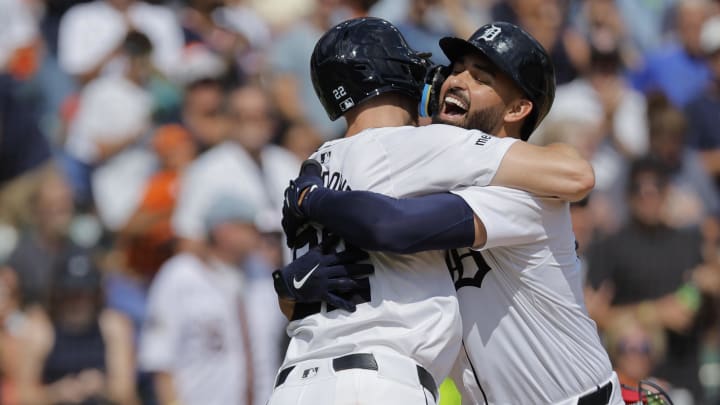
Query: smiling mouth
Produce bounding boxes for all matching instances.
[441,94,469,117]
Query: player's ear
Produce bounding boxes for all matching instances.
[503,98,533,124]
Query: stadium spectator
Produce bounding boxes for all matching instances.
[493,0,587,85]
[63,31,156,229]
[571,0,641,70]
[181,77,229,151]
[57,0,183,82]
[645,95,720,228]
[547,42,649,234]
[555,42,649,158]
[172,83,299,252]
[119,124,197,282]
[7,169,80,309]
[0,58,53,226]
[279,121,324,162]
[586,157,708,402]
[614,0,677,54]
[685,15,720,190]
[16,249,137,405]
[267,0,345,140]
[604,314,668,393]
[629,0,716,107]
[396,0,454,65]
[139,194,284,405]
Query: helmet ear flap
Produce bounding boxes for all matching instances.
[419,65,450,118]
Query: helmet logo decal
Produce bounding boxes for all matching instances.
[339,97,355,111]
[478,26,501,42]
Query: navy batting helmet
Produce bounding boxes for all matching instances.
[310,17,432,121]
[439,22,556,140]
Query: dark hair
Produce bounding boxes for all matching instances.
[123,30,153,57]
[627,156,670,195]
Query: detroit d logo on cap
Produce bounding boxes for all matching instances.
[478,26,501,42]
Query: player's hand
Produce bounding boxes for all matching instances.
[282,159,324,247]
[272,246,373,312]
[284,159,324,217]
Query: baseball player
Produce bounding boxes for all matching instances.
[281,23,625,405]
[268,18,596,405]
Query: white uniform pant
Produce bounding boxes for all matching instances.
[268,352,437,405]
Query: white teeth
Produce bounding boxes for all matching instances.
[444,96,468,111]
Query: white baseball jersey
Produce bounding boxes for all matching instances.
[282,124,517,383]
[140,253,281,405]
[448,186,618,405]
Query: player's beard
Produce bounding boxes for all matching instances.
[433,105,504,134]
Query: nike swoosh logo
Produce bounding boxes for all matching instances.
[293,263,320,289]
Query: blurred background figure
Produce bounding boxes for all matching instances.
[181,78,230,152]
[0,0,53,229]
[57,0,183,83]
[278,121,324,162]
[586,157,711,403]
[267,0,345,140]
[686,15,720,193]
[629,0,717,108]
[645,94,720,228]
[139,194,284,405]
[63,31,156,225]
[172,82,299,255]
[604,313,667,392]
[120,124,197,283]
[6,169,80,310]
[543,40,649,235]
[16,249,137,405]
[492,0,588,85]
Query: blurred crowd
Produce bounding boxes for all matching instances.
[1,0,720,404]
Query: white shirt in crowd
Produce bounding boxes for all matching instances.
[65,74,156,230]
[139,253,285,405]
[0,0,36,69]
[448,186,622,405]
[549,78,649,158]
[58,0,183,76]
[172,141,300,239]
[283,125,517,384]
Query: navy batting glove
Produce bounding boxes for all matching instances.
[272,246,374,312]
[282,159,324,247]
[284,159,324,218]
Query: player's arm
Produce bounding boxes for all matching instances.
[303,189,482,253]
[492,141,595,202]
[287,161,485,253]
[382,129,593,202]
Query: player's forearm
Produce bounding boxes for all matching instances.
[305,189,475,253]
[491,142,595,202]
